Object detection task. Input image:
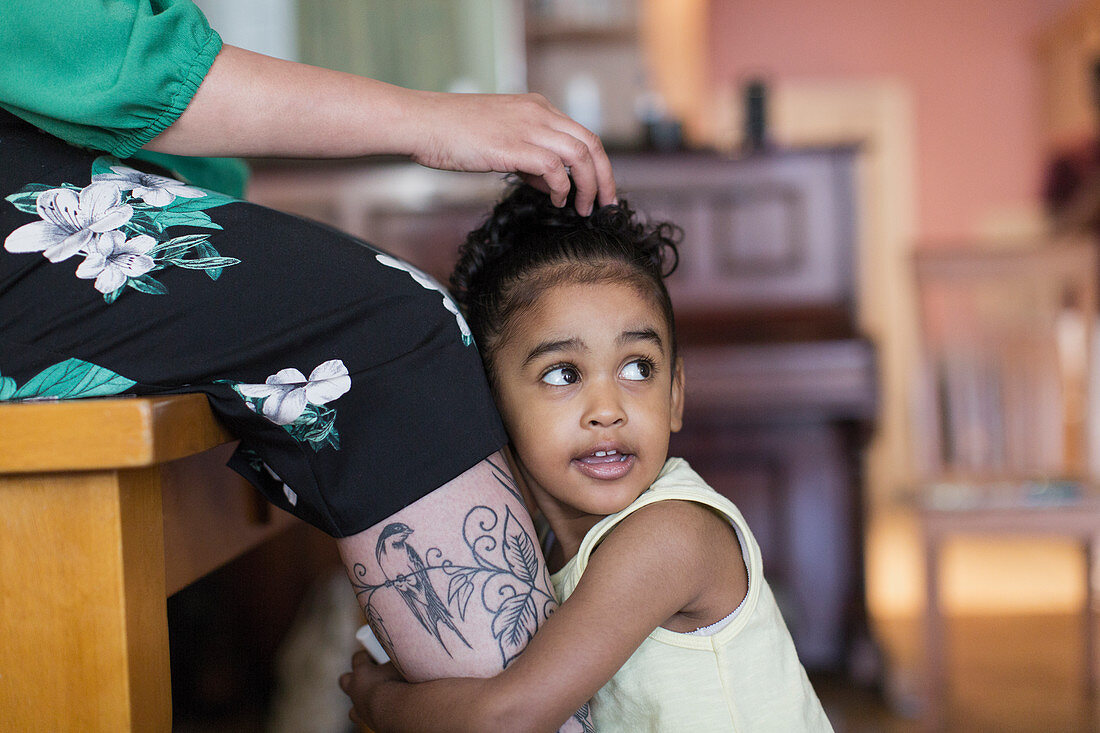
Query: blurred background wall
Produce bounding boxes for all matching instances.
[708,0,1076,242]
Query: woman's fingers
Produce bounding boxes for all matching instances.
[557,133,599,214]
[512,124,613,215]
[411,91,615,215]
[524,103,614,215]
[520,144,573,209]
[542,113,616,212]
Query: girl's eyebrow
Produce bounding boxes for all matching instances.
[619,328,664,350]
[522,328,664,367]
[522,337,585,367]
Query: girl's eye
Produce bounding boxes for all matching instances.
[542,366,579,386]
[620,360,653,381]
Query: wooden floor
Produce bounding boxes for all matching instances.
[174,607,1099,732]
[819,613,1098,733]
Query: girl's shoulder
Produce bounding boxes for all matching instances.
[558,460,751,624]
[611,497,739,563]
[596,458,746,564]
[573,497,746,635]
[587,496,741,588]
[611,499,749,632]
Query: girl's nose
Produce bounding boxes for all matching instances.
[584,381,626,428]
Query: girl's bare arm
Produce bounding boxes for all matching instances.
[145,45,615,214]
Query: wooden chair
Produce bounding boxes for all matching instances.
[0,395,298,731]
[912,241,1100,730]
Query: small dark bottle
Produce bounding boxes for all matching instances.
[743,79,770,154]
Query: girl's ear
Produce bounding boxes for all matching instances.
[669,357,685,433]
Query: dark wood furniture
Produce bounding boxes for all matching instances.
[610,150,876,671]
[248,146,877,672]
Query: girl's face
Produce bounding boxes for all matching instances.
[491,280,684,523]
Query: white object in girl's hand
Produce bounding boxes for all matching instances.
[355,624,391,664]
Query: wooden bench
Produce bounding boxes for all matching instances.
[0,395,298,731]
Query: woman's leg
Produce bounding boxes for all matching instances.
[337,452,557,682]
[1,111,501,534]
[0,110,561,692]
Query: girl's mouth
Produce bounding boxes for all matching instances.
[572,448,635,480]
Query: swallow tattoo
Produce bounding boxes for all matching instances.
[375,522,472,656]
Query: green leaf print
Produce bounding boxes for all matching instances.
[126,274,169,295]
[168,255,241,270]
[295,405,341,450]
[90,156,117,178]
[149,235,210,261]
[0,375,17,401]
[149,235,239,278]
[144,209,223,232]
[127,207,224,237]
[194,241,228,279]
[10,358,136,400]
[149,233,212,253]
[162,190,237,212]
[123,210,158,237]
[4,183,78,214]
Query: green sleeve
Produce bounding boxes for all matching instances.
[1,0,221,157]
[1,0,246,197]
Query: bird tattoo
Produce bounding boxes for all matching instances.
[375,522,471,656]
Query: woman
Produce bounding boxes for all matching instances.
[0,0,614,687]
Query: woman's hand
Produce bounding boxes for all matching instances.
[339,650,403,730]
[406,91,614,215]
[148,46,615,216]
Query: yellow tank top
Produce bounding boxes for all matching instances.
[550,458,833,732]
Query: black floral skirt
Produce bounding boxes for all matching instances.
[0,110,506,537]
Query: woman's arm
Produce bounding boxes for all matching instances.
[340,500,733,732]
[146,45,615,214]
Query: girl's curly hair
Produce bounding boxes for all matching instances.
[450,180,681,379]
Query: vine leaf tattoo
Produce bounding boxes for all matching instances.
[572,703,595,733]
[349,501,558,671]
[502,507,540,586]
[487,455,524,505]
[490,508,542,665]
[364,604,407,679]
[446,566,479,619]
[492,590,539,667]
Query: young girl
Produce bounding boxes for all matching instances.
[340,183,832,732]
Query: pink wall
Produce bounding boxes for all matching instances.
[709,0,1076,242]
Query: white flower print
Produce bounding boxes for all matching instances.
[4,183,133,262]
[375,253,473,345]
[92,165,205,207]
[237,359,351,426]
[75,232,156,293]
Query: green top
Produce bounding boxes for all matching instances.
[0,0,247,197]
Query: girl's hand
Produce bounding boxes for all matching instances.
[339,650,403,729]
[406,91,616,216]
